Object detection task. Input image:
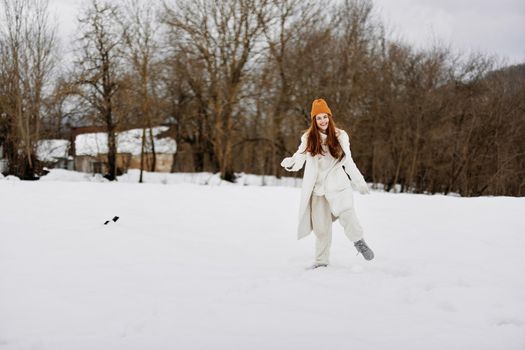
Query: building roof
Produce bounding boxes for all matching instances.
[75,126,177,156]
[37,139,70,162]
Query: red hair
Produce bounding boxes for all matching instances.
[305,114,344,160]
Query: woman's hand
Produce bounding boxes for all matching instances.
[281,133,308,172]
[352,181,370,194]
[358,183,370,194]
[280,157,295,171]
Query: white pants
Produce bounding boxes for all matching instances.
[311,194,364,264]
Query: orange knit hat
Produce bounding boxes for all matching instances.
[310,98,332,118]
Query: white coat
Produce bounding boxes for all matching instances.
[281,128,369,240]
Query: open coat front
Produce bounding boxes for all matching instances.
[281,129,368,240]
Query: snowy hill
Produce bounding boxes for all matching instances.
[0,178,524,349]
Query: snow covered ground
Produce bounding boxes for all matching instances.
[1,172,524,349]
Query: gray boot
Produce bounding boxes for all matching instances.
[354,239,374,260]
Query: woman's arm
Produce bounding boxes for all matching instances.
[280,132,308,172]
[339,130,370,194]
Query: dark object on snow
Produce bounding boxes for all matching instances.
[104,216,120,225]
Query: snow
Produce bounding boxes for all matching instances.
[40,169,109,183]
[36,168,302,187]
[75,126,176,156]
[2,175,20,182]
[0,176,524,349]
[117,169,229,185]
[117,169,301,187]
[36,139,70,162]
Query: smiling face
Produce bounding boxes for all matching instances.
[315,113,329,132]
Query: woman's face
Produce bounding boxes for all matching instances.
[315,113,329,132]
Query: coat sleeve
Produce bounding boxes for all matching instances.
[280,133,308,172]
[339,130,369,191]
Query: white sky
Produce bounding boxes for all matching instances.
[49,0,525,66]
[373,0,525,64]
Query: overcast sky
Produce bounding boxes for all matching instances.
[49,0,525,66]
[373,0,525,64]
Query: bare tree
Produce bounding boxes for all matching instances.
[162,0,272,181]
[259,0,319,177]
[0,0,57,179]
[73,0,126,180]
[121,0,163,182]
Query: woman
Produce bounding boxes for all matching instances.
[281,98,374,269]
